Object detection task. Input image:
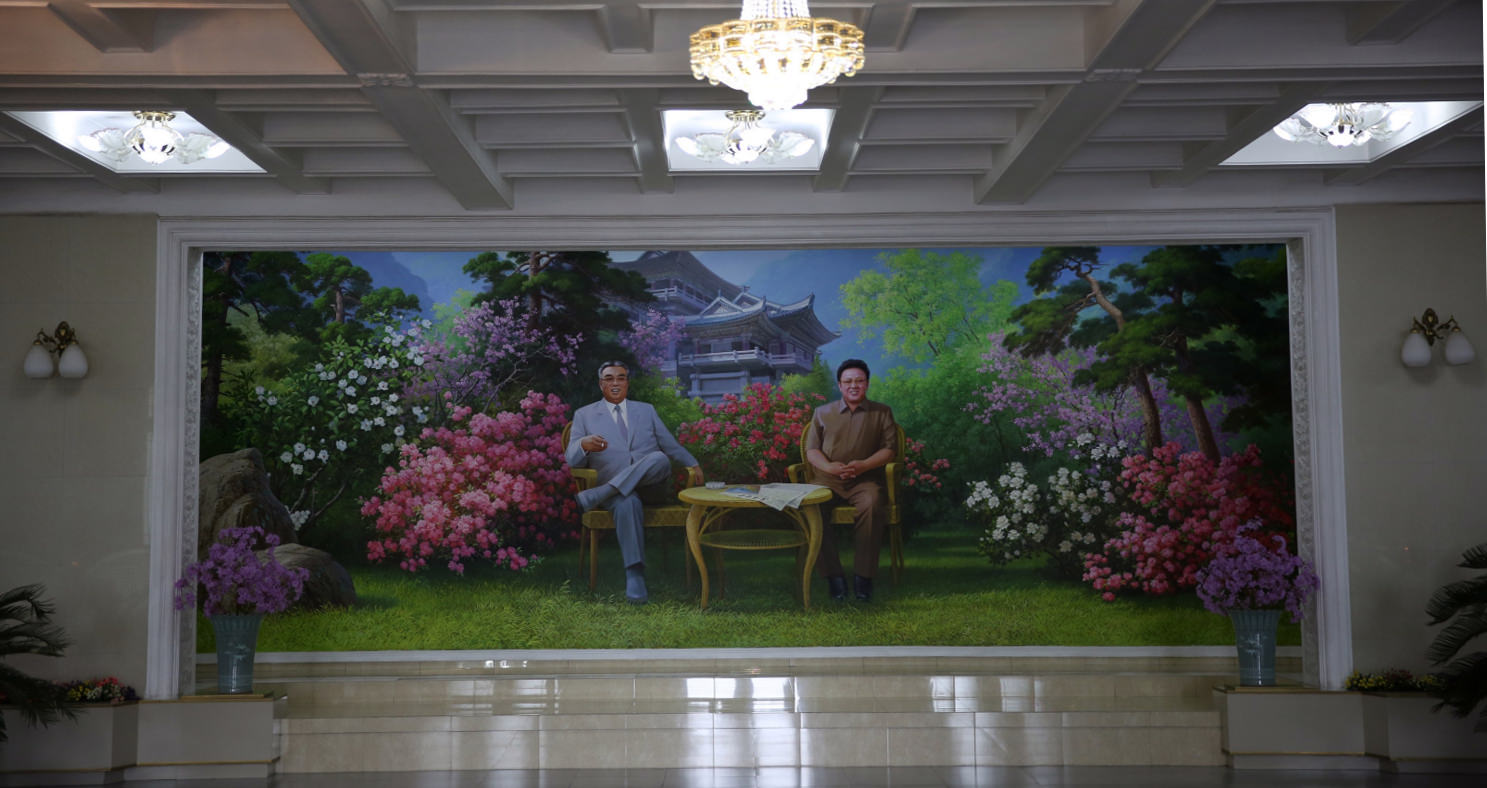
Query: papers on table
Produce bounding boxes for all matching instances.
[719,483,826,511]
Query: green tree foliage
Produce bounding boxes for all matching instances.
[779,356,835,402]
[201,251,316,436]
[871,344,1015,527]
[841,249,1016,361]
[297,253,421,343]
[462,251,654,405]
[0,584,74,743]
[1006,246,1165,455]
[1105,245,1279,462]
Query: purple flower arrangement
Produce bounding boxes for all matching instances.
[173,526,309,615]
[1195,522,1319,622]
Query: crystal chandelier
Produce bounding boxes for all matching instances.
[689,0,865,111]
[674,109,816,165]
[78,110,230,165]
[1273,102,1413,148]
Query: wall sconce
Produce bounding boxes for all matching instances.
[1400,308,1475,367]
[23,322,89,379]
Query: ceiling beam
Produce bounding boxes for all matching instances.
[621,89,673,192]
[46,0,155,53]
[1149,83,1329,188]
[813,86,880,192]
[863,2,915,51]
[288,0,513,209]
[174,91,330,194]
[1324,106,1484,186]
[974,0,1216,204]
[0,113,159,193]
[1346,0,1458,45]
[597,2,653,53]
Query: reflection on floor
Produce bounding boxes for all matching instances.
[114,766,1487,788]
[209,652,1311,774]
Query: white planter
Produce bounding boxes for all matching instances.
[0,702,139,776]
[1362,693,1485,768]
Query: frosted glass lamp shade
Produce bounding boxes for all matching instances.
[1400,332,1431,367]
[23,343,55,378]
[57,343,89,378]
[1443,331,1476,365]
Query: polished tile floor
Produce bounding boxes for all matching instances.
[114,766,1487,787]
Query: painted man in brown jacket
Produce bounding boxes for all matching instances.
[806,359,897,602]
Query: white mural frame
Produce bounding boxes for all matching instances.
[146,209,1347,697]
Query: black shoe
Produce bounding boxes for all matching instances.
[826,575,847,602]
[853,575,873,602]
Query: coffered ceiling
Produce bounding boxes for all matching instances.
[0,1,1480,218]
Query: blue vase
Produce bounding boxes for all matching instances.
[210,613,263,694]
[1229,609,1281,686]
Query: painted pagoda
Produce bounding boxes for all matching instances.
[611,250,839,402]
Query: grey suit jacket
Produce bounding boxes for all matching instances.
[565,399,698,485]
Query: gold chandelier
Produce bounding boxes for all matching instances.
[689,0,865,111]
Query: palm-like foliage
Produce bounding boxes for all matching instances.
[0,584,74,743]
[1425,541,1487,731]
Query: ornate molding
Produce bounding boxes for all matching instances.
[145,209,1351,693]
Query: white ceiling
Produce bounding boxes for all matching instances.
[0,0,1481,220]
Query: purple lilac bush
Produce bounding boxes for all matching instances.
[1194,522,1319,622]
[173,526,309,615]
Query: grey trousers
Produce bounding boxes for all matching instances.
[595,451,673,568]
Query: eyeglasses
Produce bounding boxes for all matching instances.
[601,375,629,382]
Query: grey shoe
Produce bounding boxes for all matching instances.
[853,574,873,602]
[576,485,612,512]
[625,565,648,604]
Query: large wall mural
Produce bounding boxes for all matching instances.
[199,244,1295,651]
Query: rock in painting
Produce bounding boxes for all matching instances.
[269,544,358,610]
[198,448,296,560]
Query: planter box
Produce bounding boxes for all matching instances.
[1362,693,1486,771]
[0,702,138,784]
[1218,687,1486,773]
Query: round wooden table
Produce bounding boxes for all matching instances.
[678,485,832,610]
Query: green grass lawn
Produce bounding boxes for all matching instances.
[198,527,1301,652]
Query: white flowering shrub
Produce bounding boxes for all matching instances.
[966,463,1045,564]
[966,433,1128,578]
[227,324,432,536]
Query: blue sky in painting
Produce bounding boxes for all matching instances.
[337,246,1163,376]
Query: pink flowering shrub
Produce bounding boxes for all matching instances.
[362,391,579,574]
[903,437,949,491]
[1082,442,1294,600]
[677,384,823,483]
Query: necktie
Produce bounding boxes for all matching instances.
[613,404,629,441]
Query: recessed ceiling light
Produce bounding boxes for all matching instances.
[3,110,264,174]
[1221,101,1482,167]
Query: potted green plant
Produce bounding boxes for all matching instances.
[1425,540,1487,731]
[174,526,308,694]
[0,583,73,743]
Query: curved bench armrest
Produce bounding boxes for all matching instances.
[884,461,903,507]
[686,465,704,487]
[786,462,808,484]
[570,467,598,491]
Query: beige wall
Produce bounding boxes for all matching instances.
[0,214,156,685]
[1335,203,1487,673]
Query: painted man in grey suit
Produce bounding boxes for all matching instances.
[565,361,703,604]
